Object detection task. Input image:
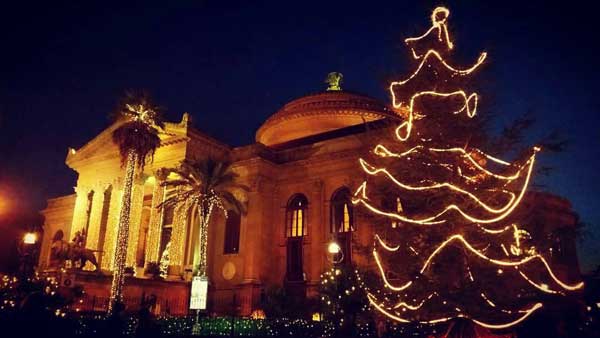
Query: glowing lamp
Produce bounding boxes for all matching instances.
[23,232,37,245]
[328,242,341,254]
[326,241,344,264]
[312,312,322,321]
[250,309,266,319]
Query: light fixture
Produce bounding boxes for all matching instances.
[23,232,37,245]
[328,242,341,254]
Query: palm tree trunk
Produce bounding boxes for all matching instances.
[108,150,137,315]
[197,202,214,277]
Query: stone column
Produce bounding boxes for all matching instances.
[307,179,324,297]
[70,185,92,237]
[169,201,188,274]
[101,179,123,271]
[145,170,167,264]
[86,184,109,251]
[241,176,267,283]
[126,176,146,268]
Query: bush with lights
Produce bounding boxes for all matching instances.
[0,272,84,336]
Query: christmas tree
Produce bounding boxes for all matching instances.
[352,6,584,331]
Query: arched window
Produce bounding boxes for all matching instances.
[331,187,354,264]
[382,196,403,229]
[224,211,241,254]
[286,194,308,238]
[159,204,174,257]
[286,194,307,282]
[330,187,354,233]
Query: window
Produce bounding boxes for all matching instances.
[331,187,354,264]
[162,204,175,227]
[382,196,403,228]
[286,194,308,238]
[224,211,241,254]
[286,194,307,282]
[159,204,175,257]
[330,187,354,233]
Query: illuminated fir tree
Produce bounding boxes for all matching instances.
[109,93,163,314]
[352,7,584,332]
[319,265,372,336]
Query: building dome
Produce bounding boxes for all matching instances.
[256,91,395,146]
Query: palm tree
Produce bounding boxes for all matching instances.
[158,158,247,278]
[109,92,163,314]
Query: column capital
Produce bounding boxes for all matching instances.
[73,185,92,195]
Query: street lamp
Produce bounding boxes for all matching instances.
[19,231,38,278]
[23,232,37,245]
[326,241,344,265]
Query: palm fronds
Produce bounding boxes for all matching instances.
[111,92,164,168]
[157,158,248,217]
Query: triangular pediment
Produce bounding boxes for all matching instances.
[66,115,192,171]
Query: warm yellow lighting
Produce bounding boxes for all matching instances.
[327,242,341,254]
[470,303,543,329]
[23,232,37,244]
[354,5,584,328]
[517,270,559,295]
[369,291,543,329]
[353,148,538,225]
[373,249,412,291]
[393,293,436,310]
[342,204,351,232]
[312,312,322,321]
[250,309,266,319]
[405,6,453,53]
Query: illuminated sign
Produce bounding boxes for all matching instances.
[190,276,208,310]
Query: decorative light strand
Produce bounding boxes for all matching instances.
[405,7,453,54]
[355,6,584,330]
[367,293,543,329]
[373,249,413,291]
[108,150,137,314]
[419,234,583,291]
[353,148,537,225]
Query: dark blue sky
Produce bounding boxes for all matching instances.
[0,1,598,271]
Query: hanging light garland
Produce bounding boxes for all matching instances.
[351,6,584,329]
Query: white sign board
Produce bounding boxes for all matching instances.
[190,276,208,310]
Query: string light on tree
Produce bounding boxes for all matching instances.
[351,6,584,331]
[108,93,163,314]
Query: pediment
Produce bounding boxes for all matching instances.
[66,114,192,171]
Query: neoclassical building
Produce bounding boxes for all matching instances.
[39,88,397,315]
[39,86,581,316]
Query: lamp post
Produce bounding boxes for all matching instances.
[326,241,344,265]
[23,232,37,245]
[19,231,38,278]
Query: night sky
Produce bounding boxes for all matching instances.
[0,1,598,271]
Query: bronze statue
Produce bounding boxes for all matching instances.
[325,72,343,91]
[50,229,101,272]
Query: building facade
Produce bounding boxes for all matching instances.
[39,90,397,315]
[38,88,581,316]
